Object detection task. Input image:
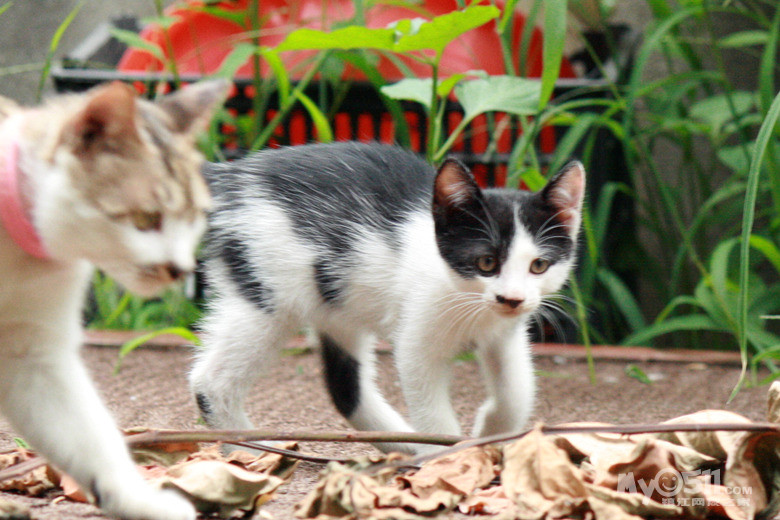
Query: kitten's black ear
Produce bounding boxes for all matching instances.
[155,79,230,137]
[541,161,586,235]
[69,81,140,152]
[433,158,482,220]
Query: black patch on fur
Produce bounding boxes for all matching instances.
[195,392,213,419]
[321,334,361,418]
[219,237,274,311]
[314,260,344,304]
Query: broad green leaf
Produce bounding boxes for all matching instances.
[214,42,255,80]
[519,167,547,191]
[295,91,334,143]
[597,268,647,333]
[622,314,725,346]
[689,91,757,136]
[276,26,396,52]
[110,27,166,63]
[380,78,433,109]
[718,30,768,48]
[393,5,500,55]
[455,76,540,120]
[436,74,465,98]
[749,235,780,274]
[539,0,567,109]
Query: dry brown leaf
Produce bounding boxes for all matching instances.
[0,449,57,496]
[768,381,780,424]
[397,445,499,499]
[457,485,516,516]
[657,410,753,461]
[502,425,589,519]
[586,484,682,519]
[157,459,285,517]
[226,441,300,480]
[701,483,749,520]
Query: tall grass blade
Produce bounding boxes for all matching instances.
[36,0,84,102]
[539,0,567,109]
[731,90,780,401]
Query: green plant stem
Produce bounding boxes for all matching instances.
[569,278,596,384]
[250,52,329,150]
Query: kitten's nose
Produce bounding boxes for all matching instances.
[496,295,523,309]
[163,262,187,281]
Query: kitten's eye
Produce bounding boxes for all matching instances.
[530,258,550,274]
[476,255,498,274]
[131,211,163,232]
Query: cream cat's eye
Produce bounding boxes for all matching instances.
[131,211,163,232]
[476,254,498,274]
[529,258,550,274]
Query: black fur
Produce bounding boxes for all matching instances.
[320,334,361,418]
[195,392,213,420]
[218,237,275,311]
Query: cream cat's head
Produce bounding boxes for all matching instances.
[13,80,229,296]
[432,159,585,320]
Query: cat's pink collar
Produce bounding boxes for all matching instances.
[0,116,49,260]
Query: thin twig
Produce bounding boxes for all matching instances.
[377,421,780,473]
[126,429,465,448]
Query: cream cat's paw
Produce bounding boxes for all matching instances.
[100,485,195,520]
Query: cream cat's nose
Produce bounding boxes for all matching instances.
[163,262,187,281]
[496,294,524,309]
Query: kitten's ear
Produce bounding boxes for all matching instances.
[69,81,140,152]
[542,161,586,234]
[155,79,230,137]
[433,158,482,216]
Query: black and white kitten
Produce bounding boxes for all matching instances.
[190,142,585,453]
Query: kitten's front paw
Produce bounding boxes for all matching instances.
[100,485,195,520]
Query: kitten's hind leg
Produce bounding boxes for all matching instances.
[190,293,294,446]
[319,331,416,454]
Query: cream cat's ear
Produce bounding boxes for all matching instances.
[542,161,586,234]
[67,81,140,153]
[155,79,230,137]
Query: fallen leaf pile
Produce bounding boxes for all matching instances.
[297,381,780,520]
[1,383,779,519]
[0,437,299,518]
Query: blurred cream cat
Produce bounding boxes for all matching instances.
[0,80,227,520]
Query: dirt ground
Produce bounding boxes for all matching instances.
[0,335,771,519]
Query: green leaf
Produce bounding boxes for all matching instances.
[393,5,500,55]
[0,3,12,17]
[539,0,567,109]
[689,91,757,137]
[38,0,83,102]
[625,364,653,384]
[276,26,396,52]
[734,89,780,400]
[380,78,433,109]
[110,27,166,63]
[718,30,768,48]
[114,327,200,374]
[455,76,541,120]
[260,47,290,105]
[622,314,725,346]
[294,91,334,143]
[140,15,180,29]
[596,269,647,333]
[214,42,255,80]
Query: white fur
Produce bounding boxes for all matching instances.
[0,149,201,519]
[192,193,577,454]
